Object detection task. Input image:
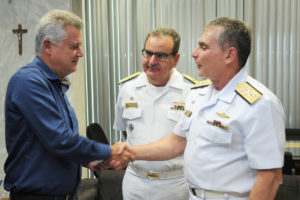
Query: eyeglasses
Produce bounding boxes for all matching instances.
[142,49,176,62]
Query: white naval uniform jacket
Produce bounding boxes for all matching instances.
[114,69,193,172]
[174,68,286,194]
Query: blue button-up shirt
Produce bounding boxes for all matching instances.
[4,57,111,195]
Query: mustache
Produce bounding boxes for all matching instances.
[147,64,159,69]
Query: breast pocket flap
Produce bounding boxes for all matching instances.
[201,127,232,144]
[167,110,182,122]
[122,107,142,120]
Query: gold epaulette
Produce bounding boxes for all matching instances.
[118,72,141,84]
[182,74,199,84]
[191,79,211,89]
[235,82,262,104]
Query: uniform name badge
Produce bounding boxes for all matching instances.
[125,102,138,108]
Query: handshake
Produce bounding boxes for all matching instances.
[88,142,134,171]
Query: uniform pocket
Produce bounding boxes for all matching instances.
[200,126,232,144]
[122,107,143,120]
[167,110,183,122]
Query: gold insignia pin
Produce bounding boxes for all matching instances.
[184,110,192,117]
[216,112,230,119]
[125,102,138,108]
[173,101,185,104]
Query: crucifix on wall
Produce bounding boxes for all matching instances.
[12,24,27,55]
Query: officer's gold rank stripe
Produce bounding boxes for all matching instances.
[119,71,141,84]
[235,82,262,104]
[183,74,199,84]
[191,79,211,89]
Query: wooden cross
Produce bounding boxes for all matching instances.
[12,24,27,55]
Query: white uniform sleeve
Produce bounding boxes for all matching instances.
[243,97,285,169]
[113,89,126,131]
[173,114,189,138]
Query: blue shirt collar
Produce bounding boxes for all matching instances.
[33,57,60,81]
[33,57,71,90]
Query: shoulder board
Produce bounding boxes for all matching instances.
[182,74,199,84]
[118,72,141,84]
[235,82,262,104]
[191,79,211,89]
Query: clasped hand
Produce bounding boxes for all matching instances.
[88,142,134,171]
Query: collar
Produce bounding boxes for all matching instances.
[33,57,59,81]
[133,69,184,90]
[216,68,248,104]
[167,69,185,90]
[33,57,71,87]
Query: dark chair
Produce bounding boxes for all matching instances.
[77,178,100,200]
[282,152,293,175]
[285,128,300,141]
[98,170,125,200]
[285,128,300,175]
[77,170,125,200]
[86,123,110,178]
[87,123,109,145]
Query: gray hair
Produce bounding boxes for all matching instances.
[144,27,181,54]
[206,17,251,68]
[35,9,83,56]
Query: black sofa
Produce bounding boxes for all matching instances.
[77,170,125,200]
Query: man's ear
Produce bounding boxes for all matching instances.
[43,39,52,55]
[173,53,180,67]
[224,47,237,64]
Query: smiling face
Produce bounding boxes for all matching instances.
[142,35,180,86]
[191,26,227,82]
[48,25,83,78]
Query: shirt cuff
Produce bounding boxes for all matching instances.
[173,123,186,138]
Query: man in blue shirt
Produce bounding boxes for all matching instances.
[4,9,133,200]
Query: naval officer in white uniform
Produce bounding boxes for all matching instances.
[114,27,198,200]
[116,18,285,200]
